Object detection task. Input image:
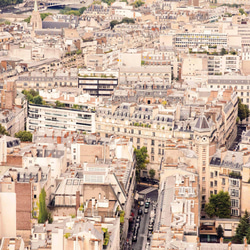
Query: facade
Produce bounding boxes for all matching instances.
[78,74,118,97]
[27,103,95,133]
[174,33,227,48]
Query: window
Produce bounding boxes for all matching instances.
[162,149,164,155]
[73,148,76,153]
[131,129,134,134]
[139,130,141,135]
[202,195,206,201]
[202,177,205,181]
[214,190,217,194]
[210,191,213,195]
[151,140,155,146]
[105,133,108,138]
[210,181,213,187]
[124,128,127,133]
[158,149,161,155]
[34,195,37,199]
[151,148,154,154]
[151,156,154,161]
[118,127,120,132]
[214,180,217,186]
[152,132,155,136]
[137,138,140,143]
[137,146,140,150]
[210,172,213,178]
[202,167,206,172]
[112,127,114,131]
[34,186,37,191]
[222,178,225,185]
[215,171,218,177]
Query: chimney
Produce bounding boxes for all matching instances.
[57,136,62,144]
[76,191,80,215]
[38,167,42,181]
[243,152,250,165]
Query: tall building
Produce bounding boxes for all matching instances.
[30,0,42,31]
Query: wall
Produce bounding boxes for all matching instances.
[0,192,16,237]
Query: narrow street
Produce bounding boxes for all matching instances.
[125,184,158,250]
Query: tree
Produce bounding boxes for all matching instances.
[0,124,9,136]
[220,48,227,55]
[233,210,250,243]
[149,169,155,180]
[15,131,32,142]
[239,8,247,15]
[110,20,120,29]
[0,0,23,7]
[33,96,43,105]
[238,97,250,121]
[134,147,149,181]
[38,188,48,223]
[205,191,231,218]
[55,100,65,107]
[217,225,224,239]
[79,7,86,15]
[132,0,145,8]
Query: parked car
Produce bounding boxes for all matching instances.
[145,208,149,214]
[135,222,140,229]
[147,231,152,240]
[138,209,143,215]
[145,202,150,208]
[132,235,137,242]
[139,201,145,206]
[136,216,141,223]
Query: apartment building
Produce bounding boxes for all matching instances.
[78,71,118,97]
[208,75,250,107]
[207,55,240,75]
[152,166,200,249]
[27,103,95,133]
[15,69,78,91]
[174,33,227,48]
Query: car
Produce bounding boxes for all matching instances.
[132,235,137,242]
[139,201,145,206]
[147,231,152,240]
[135,222,140,229]
[136,216,141,223]
[145,208,149,214]
[138,209,143,215]
[133,226,139,235]
[145,202,150,208]
[148,225,153,232]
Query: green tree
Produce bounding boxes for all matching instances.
[132,0,145,8]
[40,13,52,21]
[239,8,247,15]
[233,210,250,243]
[24,16,31,23]
[55,100,65,107]
[238,97,250,121]
[220,48,228,55]
[149,169,155,180]
[205,191,231,218]
[110,20,120,29]
[217,224,224,239]
[15,131,32,142]
[79,7,86,14]
[134,147,149,181]
[0,0,23,7]
[38,188,48,223]
[0,124,9,136]
[33,96,43,105]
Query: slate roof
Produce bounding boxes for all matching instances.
[194,115,210,132]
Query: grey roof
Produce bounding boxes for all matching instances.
[194,115,210,131]
[42,21,70,29]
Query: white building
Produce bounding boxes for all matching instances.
[27,103,95,133]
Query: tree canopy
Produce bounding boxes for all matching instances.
[15,131,32,142]
[205,191,231,218]
[59,7,86,16]
[38,188,48,223]
[0,0,22,7]
[22,89,44,105]
[132,0,145,8]
[0,124,9,136]
[110,18,135,29]
[149,169,156,179]
[233,210,250,243]
[134,147,149,182]
[238,97,250,121]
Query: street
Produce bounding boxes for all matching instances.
[128,184,158,250]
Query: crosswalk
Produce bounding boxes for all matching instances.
[139,187,158,195]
